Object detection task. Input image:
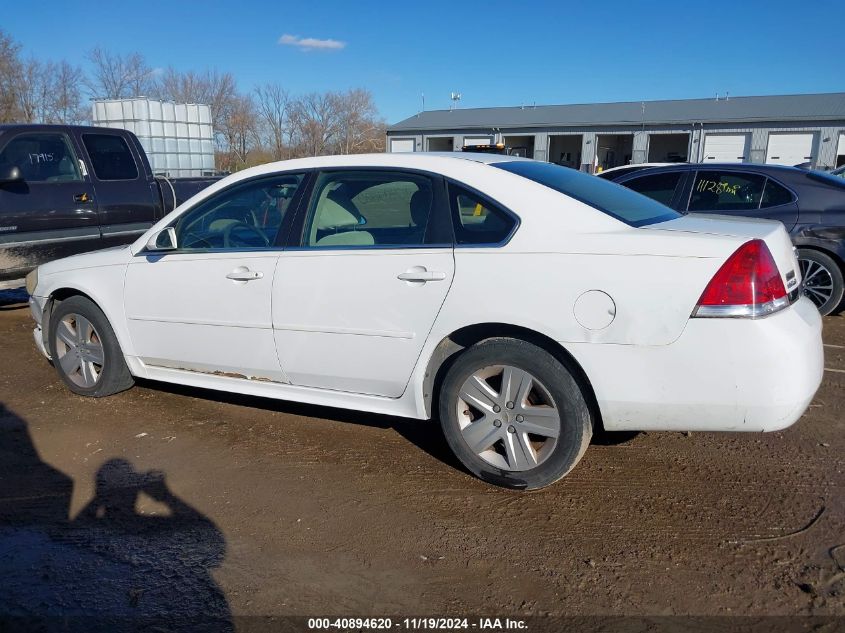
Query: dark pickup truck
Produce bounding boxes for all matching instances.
[0,124,220,281]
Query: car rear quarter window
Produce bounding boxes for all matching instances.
[82,133,139,181]
[448,184,517,245]
[688,171,765,211]
[492,160,680,227]
[0,132,81,182]
[622,171,683,206]
[760,178,794,208]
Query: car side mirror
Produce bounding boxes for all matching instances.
[0,164,22,185]
[146,227,178,251]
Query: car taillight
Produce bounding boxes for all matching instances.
[693,239,789,318]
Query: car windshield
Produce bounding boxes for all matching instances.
[492,161,681,227]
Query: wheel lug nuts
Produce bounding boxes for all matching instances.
[493,419,502,428]
[493,405,501,413]
[506,401,514,409]
[507,425,516,433]
[516,415,524,422]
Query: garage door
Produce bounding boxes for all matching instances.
[702,134,749,162]
[463,136,494,147]
[837,133,845,167]
[766,133,814,166]
[390,138,415,153]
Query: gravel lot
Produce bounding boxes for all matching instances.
[0,289,843,626]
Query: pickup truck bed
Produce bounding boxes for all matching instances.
[0,124,220,281]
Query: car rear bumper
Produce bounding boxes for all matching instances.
[568,296,824,432]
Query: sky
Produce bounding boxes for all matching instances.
[3,0,843,124]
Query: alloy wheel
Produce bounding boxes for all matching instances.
[456,365,561,472]
[800,257,835,309]
[54,313,104,388]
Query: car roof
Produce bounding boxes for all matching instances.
[600,162,676,174]
[0,123,107,134]
[609,162,812,180]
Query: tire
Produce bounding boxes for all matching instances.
[798,249,844,316]
[438,338,593,490]
[48,295,134,397]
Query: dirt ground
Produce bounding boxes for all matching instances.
[0,288,843,627]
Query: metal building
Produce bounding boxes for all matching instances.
[386,92,845,172]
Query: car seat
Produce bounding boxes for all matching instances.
[312,186,374,246]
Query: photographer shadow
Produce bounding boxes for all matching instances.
[0,403,232,631]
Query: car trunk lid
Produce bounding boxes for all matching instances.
[648,214,800,294]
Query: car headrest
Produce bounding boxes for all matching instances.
[316,188,361,230]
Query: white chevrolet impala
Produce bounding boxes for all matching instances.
[27,153,824,489]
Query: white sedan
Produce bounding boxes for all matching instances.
[27,153,824,490]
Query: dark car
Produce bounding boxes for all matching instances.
[0,124,220,282]
[601,163,845,315]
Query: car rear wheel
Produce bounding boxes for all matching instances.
[438,338,593,490]
[48,295,134,397]
[797,249,844,316]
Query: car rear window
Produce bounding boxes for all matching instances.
[492,161,681,227]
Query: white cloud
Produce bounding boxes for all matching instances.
[278,34,346,52]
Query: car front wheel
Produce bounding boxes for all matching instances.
[48,295,134,397]
[798,249,844,316]
[438,338,593,490]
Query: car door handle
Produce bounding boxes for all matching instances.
[397,269,447,282]
[74,193,93,203]
[226,269,264,281]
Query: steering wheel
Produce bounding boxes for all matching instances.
[180,231,215,249]
[222,222,270,249]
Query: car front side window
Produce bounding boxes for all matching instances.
[0,133,82,183]
[173,174,304,251]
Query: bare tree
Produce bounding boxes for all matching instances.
[50,61,87,124]
[254,83,291,160]
[156,67,237,138]
[218,94,260,171]
[291,92,343,157]
[333,89,385,154]
[0,29,23,122]
[85,47,155,99]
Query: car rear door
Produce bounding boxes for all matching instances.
[77,131,159,247]
[684,169,800,230]
[0,130,99,279]
[272,168,454,398]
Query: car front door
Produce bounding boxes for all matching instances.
[0,131,99,279]
[123,173,306,381]
[272,169,454,398]
[684,169,800,230]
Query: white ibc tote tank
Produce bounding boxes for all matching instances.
[91,97,215,177]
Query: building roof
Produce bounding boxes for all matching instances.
[388,92,845,132]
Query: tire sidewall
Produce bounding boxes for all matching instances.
[439,339,592,490]
[48,296,127,397]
